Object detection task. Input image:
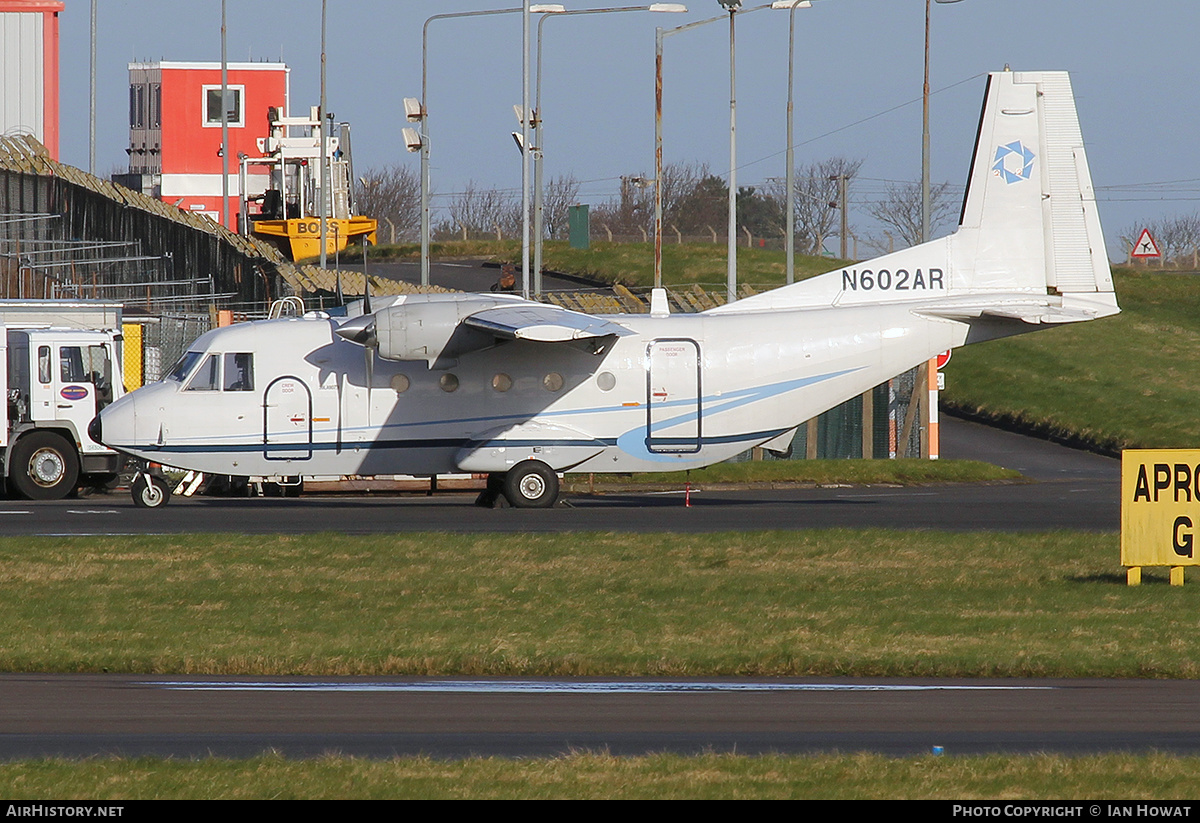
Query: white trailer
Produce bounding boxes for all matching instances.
[0,301,126,499]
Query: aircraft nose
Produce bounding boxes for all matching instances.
[94,391,139,447]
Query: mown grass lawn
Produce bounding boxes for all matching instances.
[943,269,1200,452]
[0,530,1187,678]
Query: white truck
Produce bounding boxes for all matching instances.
[1,301,126,499]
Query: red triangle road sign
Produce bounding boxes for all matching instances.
[1131,229,1161,258]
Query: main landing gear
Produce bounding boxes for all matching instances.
[475,459,560,509]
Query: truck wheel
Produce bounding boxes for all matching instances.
[502,460,559,509]
[10,432,80,500]
[131,473,171,509]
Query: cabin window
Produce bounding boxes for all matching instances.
[222,353,254,391]
[439,373,459,393]
[60,347,87,383]
[491,373,512,392]
[184,354,220,392]
[597,372,616,392]
[85,345,113,408]
[391,374,410,394]
[37,346,51,384]
[543,372,563,392]
[166,350,203,383]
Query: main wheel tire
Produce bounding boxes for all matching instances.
[10,432,80,500]
[131,473,171,508]
[502,460,559,509]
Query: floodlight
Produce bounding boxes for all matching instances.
[402,127,423,152]
[403,98,423,122]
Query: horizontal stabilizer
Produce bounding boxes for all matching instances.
[914,291,1120,325]
[464,304,633,343]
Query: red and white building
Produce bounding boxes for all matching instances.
[0,0,62,159]
[118,61,289,230]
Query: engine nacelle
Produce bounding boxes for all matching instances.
[372,294,512,368]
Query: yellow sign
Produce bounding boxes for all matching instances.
[1121,449,1200,567]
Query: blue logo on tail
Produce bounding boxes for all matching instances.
[992,141,1034,184]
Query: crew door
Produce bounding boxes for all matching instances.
[263,375,313,460]
[646,339,702,454]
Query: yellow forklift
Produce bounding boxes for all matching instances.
[240,106,376,261]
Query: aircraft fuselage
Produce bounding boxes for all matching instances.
[97,301,962,480]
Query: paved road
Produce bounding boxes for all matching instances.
[0,674,1194,759]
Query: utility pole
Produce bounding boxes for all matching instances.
[829,173,848,259]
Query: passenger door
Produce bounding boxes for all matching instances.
[645,339,701,454]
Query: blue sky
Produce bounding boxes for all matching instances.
[57,1,1200,259]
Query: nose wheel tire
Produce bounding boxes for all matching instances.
[131,473,171,509]
[9,433,79,500]
[502,460,559,509]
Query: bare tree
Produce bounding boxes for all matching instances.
[866,179,958,249]
[438,181,521,240]
[540,174,581,240]
[659,161,709,228]
[765,156,863,255]
[590,174,654,239]
[354,164,420,244]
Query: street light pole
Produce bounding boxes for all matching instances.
[534,5,687,297]
[654,3,776,295]
[774,1,811,285]
[725,2,738,305]
[922,0,963,244]
[319,0,327,269]
[417,6,564,290]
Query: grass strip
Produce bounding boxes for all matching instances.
[564,458,1021,490]
[1,752,1199,799]
[354,238,846,290]
[0,530,1190,678]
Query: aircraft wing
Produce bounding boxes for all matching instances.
[463,304,634,343]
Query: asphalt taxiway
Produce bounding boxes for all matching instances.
[0,675,1195,759]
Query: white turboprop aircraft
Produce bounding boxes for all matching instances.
[94,70,1118,509]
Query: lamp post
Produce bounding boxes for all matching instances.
[773,1,811,285]
[654,3,777,296]
[410,5,565,290]
[922,0,963,243]
[532,4,686,297]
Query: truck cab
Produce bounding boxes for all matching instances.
[5,327,124,498]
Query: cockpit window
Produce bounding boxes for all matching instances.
[183,354,219,392]
[166,350,203,383]
[222,353,254,391]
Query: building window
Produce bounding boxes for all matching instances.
[129,85,145,128]
[150,84,161,128]
[203,85,244,128]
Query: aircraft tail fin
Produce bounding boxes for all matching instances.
[710,70,1117,320]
